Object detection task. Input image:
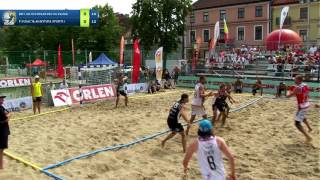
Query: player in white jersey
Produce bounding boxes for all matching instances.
[186,76,213,135]
[183,120,236,180]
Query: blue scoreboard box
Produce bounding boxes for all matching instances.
[0,9,99,27]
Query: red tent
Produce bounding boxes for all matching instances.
[265,29,302,51]
[26,58,48,67]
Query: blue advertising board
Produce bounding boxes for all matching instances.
[0,9,98,27]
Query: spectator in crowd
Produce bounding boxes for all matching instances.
[172,67,180,89]
[46,82,56,106]
[240,45,248,54]
[31,75,43,114]
[233,78,243,93]
[276,82,287,98]
[59,79,68,89]
[0,95,10,169]
[309,45,317,55]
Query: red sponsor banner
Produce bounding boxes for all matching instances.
[51,84,116,107]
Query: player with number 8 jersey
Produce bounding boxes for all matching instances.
[183,120,236,180]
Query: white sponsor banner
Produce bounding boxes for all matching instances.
[124,83,148,96]
[0,77,32,88]
[3,96,33,112]
[51,84,116,107]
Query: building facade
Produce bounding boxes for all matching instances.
[272,0,320,46]
[185,0,272,59]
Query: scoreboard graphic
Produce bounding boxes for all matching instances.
[0,9,99,27]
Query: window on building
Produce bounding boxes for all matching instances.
[255,6,263,17]
[203,12,209,22]
[255,26,263,41]
[190,13,195,23]
[190,30,196,43]
[220,10,226,20]
[219,28,225,40]
[299,30,307,41]
[237,27,245,41]
[203,29,210,42]
[238,8,245,19]
[300,7,308,19]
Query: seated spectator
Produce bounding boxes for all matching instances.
[233,78,243,93]
[276,82,287,98]
[309,45,317,55]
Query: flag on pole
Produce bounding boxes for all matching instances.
[57,44,64,78]
[120,36,125,67]
[213,21,220,47]
[223,18,229,43]
[155,47,163,81]
[279,6,289,48]
[89,51,92,63]
[132,39,141,84]
[71,39,75,66]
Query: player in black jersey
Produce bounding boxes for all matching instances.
[161,93,190,153]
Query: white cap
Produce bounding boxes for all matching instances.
[35,75,40,79]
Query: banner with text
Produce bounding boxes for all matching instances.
[124,83,148,96]
[3,96,33,112]
[51,84,116,107]
[0,77,31,88]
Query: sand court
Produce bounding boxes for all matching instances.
[0,89,319,179]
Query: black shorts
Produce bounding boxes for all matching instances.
[167,120,184,132]
[33,97,42,102]
[214,102,228,112]
[117,90,127,97]
[0,135,8,149]
[235,89,242,93]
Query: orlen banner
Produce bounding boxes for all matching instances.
[51,84,116,107]
[0,77,32,88]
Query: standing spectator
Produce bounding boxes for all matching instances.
[59,79,68,89]
[252,79,263,96]
[46,82,56,106]
[233,78,243,93]
[0,95,10,169]
[172,67,180,89]
[31,75,43,114]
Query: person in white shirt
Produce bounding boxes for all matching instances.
[186,76,213,135]
[59,79,68,89]
[183,120,236,180]
[309,45,317,54]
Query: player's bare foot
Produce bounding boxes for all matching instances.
[161,141,165,148]
[308,128,313,132]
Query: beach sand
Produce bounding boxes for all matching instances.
[1,89,319,180]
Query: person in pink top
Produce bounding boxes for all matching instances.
[286,75,313,142]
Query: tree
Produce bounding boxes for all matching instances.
[131,0,192,67]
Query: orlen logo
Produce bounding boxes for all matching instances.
[54,91,70,103]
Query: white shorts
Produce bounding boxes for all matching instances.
[295,109,308,122]
[191,105,207,116]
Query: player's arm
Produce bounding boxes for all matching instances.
[183,140,198,173]
[286,86,299,98]
[180,105,190,124]
[30,84,34,97]
[199,86,213,98]
[227,93,236,104]
[217,136,236,180]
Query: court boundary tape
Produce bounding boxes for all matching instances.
[11,90,190,121]
[43,96,263,171]
[4,150,64,180]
